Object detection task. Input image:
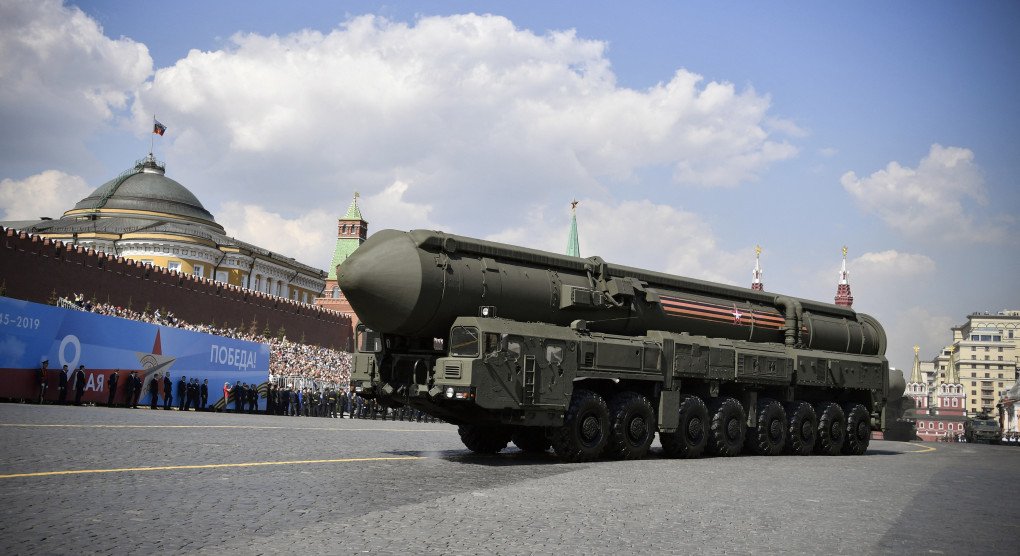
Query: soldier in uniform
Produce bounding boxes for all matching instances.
[36,360,49,404]
[107,370,118,407]
[124,371,136,408]
[200,379,209,411]
[234,381,243,413]
[177,375,187,411]
[132,371,143,408]
[57,364,68,404]
[73,365,87,406]
[148,373,160,409]
[247,383,257,413]
[327,388,337,418]
[163,373,173,410]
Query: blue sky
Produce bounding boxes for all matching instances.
[1,0,1018,373]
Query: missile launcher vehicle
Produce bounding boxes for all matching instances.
[340,229,893,461]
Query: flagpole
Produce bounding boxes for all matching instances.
[150,115,155,156]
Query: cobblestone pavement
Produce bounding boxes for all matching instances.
[1,403,1017,555]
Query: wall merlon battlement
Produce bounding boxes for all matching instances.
[0,226,350,347]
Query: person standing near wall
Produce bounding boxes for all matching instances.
[36,360,49,404]
[57,364,68,404]
[200,379,208,411]
[147,374,159,409]
[177,375,187,411]
[107,370,118,407]
[73,365,86,406]
[163,373,172,410]
[124,371,136,408]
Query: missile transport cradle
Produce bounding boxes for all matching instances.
[341,229,895,461]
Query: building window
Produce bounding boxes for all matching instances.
[929,422,935,429]
[193,264,204,276]
[215,270,228,283]
[332,286,340,299]
[939,422,944,430]
[167,261,182,273]
[972,390,976,395]
[254,276,261,291]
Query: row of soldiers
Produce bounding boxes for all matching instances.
[262,384,438,422]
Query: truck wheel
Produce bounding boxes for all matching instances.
[458,424,511,454]
[606,392,656,460]
[746,399,787,456]
[660,395,708,459]
[814,402,846,456]
[783,401,817,456]
[551,389,610,462]
[707,397,745,457]
[841,403,871,455]
[512,427,551,453]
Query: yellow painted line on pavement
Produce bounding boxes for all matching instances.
[904,444,937,454]
[0,455,425,480]
[0,423,448,432]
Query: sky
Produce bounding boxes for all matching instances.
[1,0,1018,374]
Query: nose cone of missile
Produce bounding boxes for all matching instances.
[337,229,427,335]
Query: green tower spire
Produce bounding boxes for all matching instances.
[566,199,580,257]
[327,192,367,281]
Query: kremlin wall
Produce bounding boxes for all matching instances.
[0,227,351,349]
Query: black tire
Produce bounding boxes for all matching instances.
[605,392,656,460]
[512,427,551,453]
[707,397,746,457]
[783,401,817,456]
[814,402,846,456]
[746,399,787,456]
[458,424,512,454]
[660,395,709,459]
[841,403,871,455]
[550,389,611,462]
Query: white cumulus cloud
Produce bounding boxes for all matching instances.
[0,170,93,221]
[133,13,796,234]
[840,144,1010,242]
[0,0,152,171]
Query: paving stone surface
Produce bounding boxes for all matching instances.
[0,403,1017,555]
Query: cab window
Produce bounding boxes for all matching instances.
[451,326,480,357]
[546,342,564,365]
[357,326,381,353]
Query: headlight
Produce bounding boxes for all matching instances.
[445,387,455,399]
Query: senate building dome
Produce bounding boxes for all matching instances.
[4,155,327,304]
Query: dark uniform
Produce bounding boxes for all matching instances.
[247,384,257,413]
[200,380,208,410]
[177,377,187,411]
[148,375,160,409]
[57,365,68,404]
[163,374,173,409]
[124,371,136,408]
[233,382,243,413]
[107,370,118,407]
[327,389,337,418]
[73,365,87,406]
[132,372,143,407]
[36,360,49,404]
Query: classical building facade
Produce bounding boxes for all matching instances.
[1,155,327,303]
[936,311,1020,417]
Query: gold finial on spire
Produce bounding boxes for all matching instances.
[842,245,848,258]
[354,191,360,199]
[755,244,762,257]
[914,345,920,355]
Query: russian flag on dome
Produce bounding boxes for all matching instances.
[153,119,167,136]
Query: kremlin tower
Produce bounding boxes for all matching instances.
[316,193,366,318]
[750,245,764,291]
[566,200,580,257]
[834,246,854,307]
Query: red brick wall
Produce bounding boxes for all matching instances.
[0,228,352,349]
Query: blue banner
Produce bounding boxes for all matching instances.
[0,296,269,407]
